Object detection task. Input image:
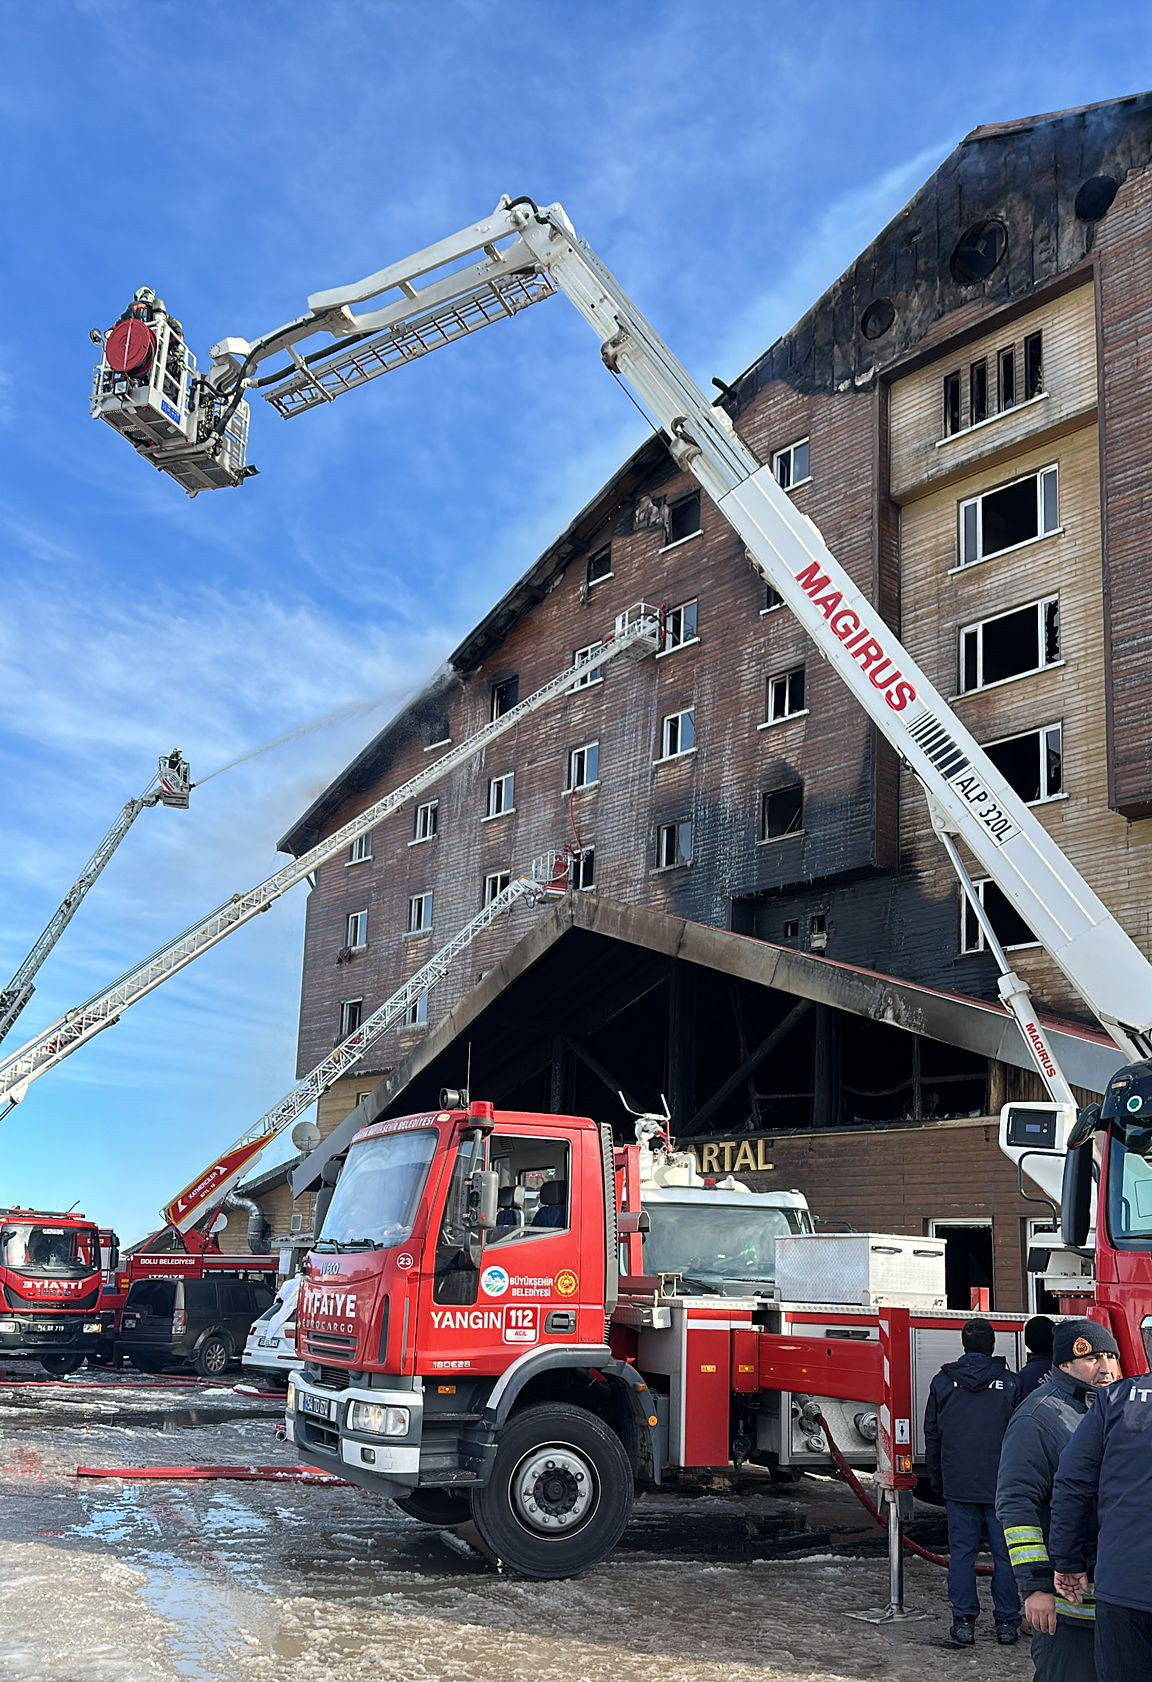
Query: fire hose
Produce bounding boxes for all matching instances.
[815,1410,992,1576]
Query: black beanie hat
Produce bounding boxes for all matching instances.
[1053,1318,1119,1366]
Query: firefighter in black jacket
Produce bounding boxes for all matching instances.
[1050,1368,1152,1682]
[924,1317,1020,1646]
[1017,1315,1055,1403]
[995,1318,1121,1682]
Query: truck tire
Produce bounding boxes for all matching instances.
[39,1354,85,1376]
[193,1336,230,1378]
[468,1402,633,1578]
[394,1489,471,1527]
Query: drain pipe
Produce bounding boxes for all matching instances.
[223,1190,270,1254]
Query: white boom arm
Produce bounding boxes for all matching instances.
[129,196,1152,1081]
[162,853,569,1236]
[0,608,657,1111]
[0,751,191,1047]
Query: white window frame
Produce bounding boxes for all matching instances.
[761,666,807,727]
[982,721,1064,806]
[566,741,599,793]
[570,641,605,690]
[407,892,433,935]
[338,999,363,1038]
[661,492,701,551]
[483,870,511,907]
[571,848,596,891]
[956,464,1060,569]
[654,819,693,870]
[958,595,1060,696]
[403,992,428,1028]
[772,437,810,491]
[344,909,368,951]
[760,583,783,616]
[347,833,373,865]
[658,598,699,656]
[759,784,805,843]
[485,771,515,820]
[657,708,696,762]
[959,878,1041,955]
[586,546,613,588]
[411,799,439,844]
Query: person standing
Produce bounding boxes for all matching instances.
[1050,1365,1152,1682]
[996,1318,1121,1681]
[1017,1316,1055,1403]
[924,1317,1020,1646]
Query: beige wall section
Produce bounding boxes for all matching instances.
[898,413,1152,1016]
[214,1181,316,1252]
[317,1078,376,1140]
[889,284,1097,502]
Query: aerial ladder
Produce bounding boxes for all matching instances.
[159,851,570,1250]
[0,750,191,1052]
[0,610,657,1114]
[89,199,1152,1126]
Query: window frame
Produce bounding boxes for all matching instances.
[658,597,699,655]
[761,665,807,728]
[344,908,368,951]
[662,491,701,550]
[657,707,696,762]
[982,720,1064,806]
[772,437,810,491]
[958,595,1061,695]
[566,740,600,793]
[654,819,694,871]
[338,998,364,1038]
[760,784,805,843]
[402,992,428,1028]
[969,357,988,426]
[406,891,433,935]
[570,847,596,891]
[943,371,962,437]
[586,545,613,588]
[959,878,1041,956]
[483,869,512,908]
[956,464,1060,569]
[347,833,373,866]
[570,641,605,690]
[412,799,439,845]
[490,675,519,721]
[485,771,515,821]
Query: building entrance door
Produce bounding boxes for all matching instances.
[929,1219,995,1309]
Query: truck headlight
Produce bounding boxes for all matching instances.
[286,1377,297,1411]
[83,1322,103,1333]
[0,1320,17,1334]
[348,1401,410,1437]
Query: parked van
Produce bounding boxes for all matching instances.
[118,1275,276,1377]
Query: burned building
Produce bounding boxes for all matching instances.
[273,97,1152,1309]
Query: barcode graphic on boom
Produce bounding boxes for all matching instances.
[904,710,970,780]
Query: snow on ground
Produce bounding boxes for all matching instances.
[0,1372,1032,1682]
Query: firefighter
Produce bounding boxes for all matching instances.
[1017,1315,1056,1403]
[924,1317,1020,1646]
[1050,1366,1152,1682]
[995,1317,1121,1681]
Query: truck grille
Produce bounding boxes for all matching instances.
[311,1366,351,1391]
[303,1330,356,1360]
[300,1417,340,1453]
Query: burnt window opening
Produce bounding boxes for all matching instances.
[961,879,1039,954]
[1075,175,1119,223]
[761,784,804,842]
[586,546,612,587]
[969,359,989,426]
[655,819,694,869]
[998,346,1016,411]
[666,493,701,547]
[943,371,961,437]
[950,218,1008,286]
[1024,331,1044,399]
[763,584,783,612]
[809,912,827,952]
[425,713,450,749]
[783,919,800,939]
[860,297,895,340]
[983,723,1063,804]
[490,675,519,720]
[959,465,1059,565]
[960,596,1060,693]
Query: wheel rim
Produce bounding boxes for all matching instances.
[204,1344,227,1373]
[510,1441,599,1535]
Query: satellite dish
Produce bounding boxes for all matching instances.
[292,1120,322,1153]
[208,1212,229,1236]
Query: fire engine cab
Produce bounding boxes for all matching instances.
[0,1207,113,1373]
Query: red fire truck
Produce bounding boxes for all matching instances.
[0,1206,116,1373]
[287,1102,1032,1579]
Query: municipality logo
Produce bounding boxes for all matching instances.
[480,1265,510,1298]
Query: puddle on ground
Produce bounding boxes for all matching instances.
[0,1398,280,1430]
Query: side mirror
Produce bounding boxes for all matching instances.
[108,1241,120,1271]
[467,1170,500,1233]
[1061,1139,1094,1250]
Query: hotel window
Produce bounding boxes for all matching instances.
[1024,330,1044,398]
[762,584,783,613]
[960,880,1040,955]
[943,371,962,436]
[403,993,428,1028]
[566,741,599,791]
[486,772,515,819]
[344,910,368,951]
[772,437,810,490]
[659,708,696,760]
[665,492,700,546]
[571,641,604,689]
[413,800,439,843]
[983,722,1063,804]
[661,598,699,651]
[348,833,373,864]
[765,666,806,724]
[490,675,519,720]
[655,820,693,869]
[483,870,511,907]
[998,345,1016,411]
[761,784,804,841]
[969,358,988,426]
[425,713,451,750]
[586,546,612,587]
[959,597,1060,694]
[571,848,596,890]
[958,465,1059,566]
[338,999,363,1038]
[407,892,433,934]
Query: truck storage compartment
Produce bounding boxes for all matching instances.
[773,1233,946,1309]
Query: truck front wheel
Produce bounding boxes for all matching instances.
[39,1354,85,1377]
[469,1402,633,1578]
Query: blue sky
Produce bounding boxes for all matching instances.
[1,2,1149,1243]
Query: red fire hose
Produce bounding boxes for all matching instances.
[815,1411,992,1576]
[76,1464,347,1484]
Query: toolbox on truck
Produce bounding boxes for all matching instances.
[773,1233,947,1310]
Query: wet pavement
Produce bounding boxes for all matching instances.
[0,1368,1032,1681]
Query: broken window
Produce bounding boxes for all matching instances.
[586,546,612,587]
[413,800,438,843]
[969,359,988,426]
[566,741,599,791]
[761,784,804,841]
[490,676,519,720]
[486,772,514,818]
[960,880,1040,955]
[765,666,806,724]
[959,597,1060,693]
[655,820,693,869]
[773,438,810,490]
[943,371,961,436]
[407,892,433,934]
[348,832,373,864]
[338,999,363,1038]
[425,713,451,749]
[571,848,596,890]
[662,598,699,651]
[659,708,696,759]
[958,465,1059,565]
[1024,330,1044,398]
[783,919,800,938]
[763,584,783,612]
[665,493,701,546]
[998,346,1016,411]
[809,912,827,951]
[983,722,1063,804]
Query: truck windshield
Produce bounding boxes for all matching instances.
[640,1204,805,1293]
[1,1225,96,1273]
[1108,1121,1152,1249]
[319,1129,438,1249]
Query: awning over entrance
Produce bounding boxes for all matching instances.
[293,894,1120,1194]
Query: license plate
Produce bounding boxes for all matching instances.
[299,1392,336,1422]
[257,1336,280,1348]
[33,1323,67,1333]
